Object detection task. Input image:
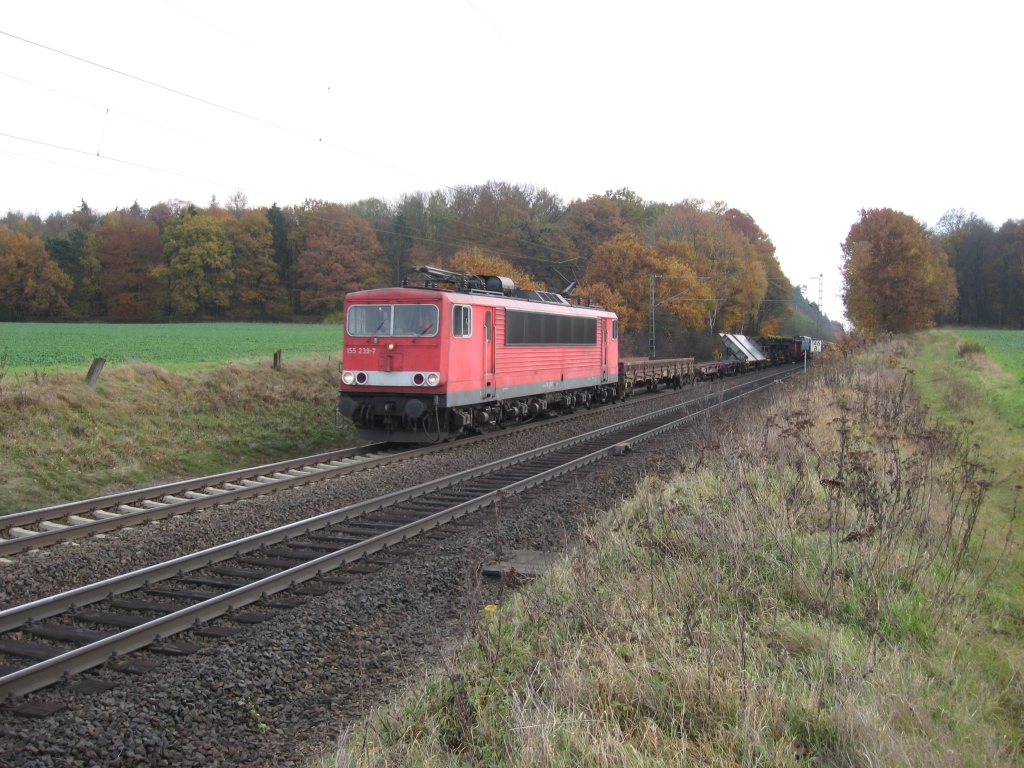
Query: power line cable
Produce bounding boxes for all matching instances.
[0,69,215,142]
[0,29,316,143]
[0,147,126,180]
[0,131,271,198]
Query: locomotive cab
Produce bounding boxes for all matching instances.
[339,296,447,440]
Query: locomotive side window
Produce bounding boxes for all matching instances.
[452,305,472,338]
[485,311,491,342]
[505,310,597,345]
[393,304,438,337]
[612,319,618,340]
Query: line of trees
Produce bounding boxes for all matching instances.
[1,184,805,357]
[936,209,1024,328]
[841,207,1024,334]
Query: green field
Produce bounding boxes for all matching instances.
[0,322,344,372]
[955,328,1024,379]
[947,329,1024,430]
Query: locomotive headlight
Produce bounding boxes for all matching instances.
[341,371,355,385]
[426,373,440,386]
[387,342,395,351]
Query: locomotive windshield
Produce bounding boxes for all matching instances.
[347,304,438,337]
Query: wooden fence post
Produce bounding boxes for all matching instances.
[272,350,283,371]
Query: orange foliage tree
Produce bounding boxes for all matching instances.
[0,226,73,319]
[582,234,709,335]
[842,208,957,333]
[643,202,769,333]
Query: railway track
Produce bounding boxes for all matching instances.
[0,366,796,703]
[0,445,409,557]
[0,368,765,557]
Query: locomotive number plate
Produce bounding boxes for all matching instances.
[346,347,377,355]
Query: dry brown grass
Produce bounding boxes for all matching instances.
[0,355,354,514]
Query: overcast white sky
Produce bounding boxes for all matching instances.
[2,1,1021,323]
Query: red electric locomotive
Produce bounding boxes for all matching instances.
[338,266,620,443]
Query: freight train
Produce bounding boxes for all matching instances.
[337,266,810,443]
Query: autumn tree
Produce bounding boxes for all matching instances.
[226,210,290,319]
[293,204,386,314]
[68,199,99,233]
[842,208,957,333]
[607,188,665,228]
[92,210,163,320]
[156,211,235,317]
[507,186,574,289]
[724,208,792,334]
[582,234,708,354]
[642,201,768,334]
[350,197,408,285]
[146,200,181,234]
[389,190,459,273]
[442,182,572,288]
[0,226,73,320]
[447,182,530,260]
[560,194,630,269]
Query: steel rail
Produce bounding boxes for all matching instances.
[0,368,795,699]
[2,444,397,526]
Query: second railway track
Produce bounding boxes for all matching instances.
[0,444,408,557]
[0,367,797,701]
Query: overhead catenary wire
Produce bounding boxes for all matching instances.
[0,147,127,179]
[0,69,226,142]
[0,131,272,200]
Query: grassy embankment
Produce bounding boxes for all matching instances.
[0,323,356,515]
[328,335,1023,767]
